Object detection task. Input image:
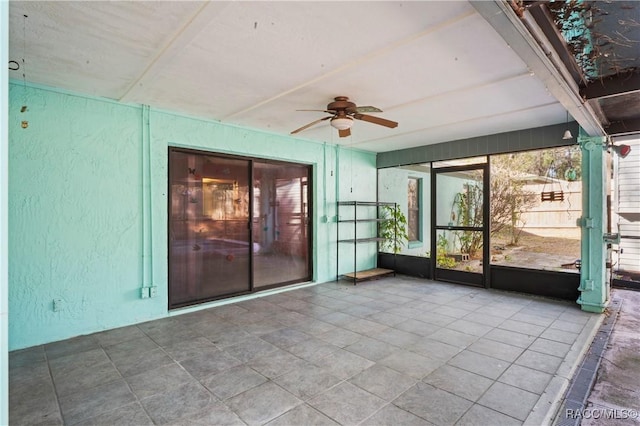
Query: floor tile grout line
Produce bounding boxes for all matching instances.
[43,346,65,425]
[131,321,251,425]
[137,321,226,425]
[433,299,583,417]
[85,331,153,425]
[102,323,222,424]
[419,320,533,421]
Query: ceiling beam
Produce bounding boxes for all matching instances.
[470,1,605,137]
[385,71,532,112]
[580,70,640,100]
[118,2,232,103]
[221,8,476,121]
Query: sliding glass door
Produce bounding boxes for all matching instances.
[168,148,311,309]
[253,161,310,289]
[169,150,251,308]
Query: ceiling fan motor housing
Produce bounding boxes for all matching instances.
[327,96,357,113]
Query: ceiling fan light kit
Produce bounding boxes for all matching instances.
[330,116,354,130]
[291,96,397,138]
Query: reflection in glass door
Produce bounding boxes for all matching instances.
[169,149,312,309]
[432,164,489,287]
[169,150,251,308]
[253,161,311,288]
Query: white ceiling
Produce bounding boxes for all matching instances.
[8,1,571,153]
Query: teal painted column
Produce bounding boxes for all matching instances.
[577,134,609,313]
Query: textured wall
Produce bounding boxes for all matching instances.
[378,167,432,257]
[8,84,376,350]
[9,85,151,350]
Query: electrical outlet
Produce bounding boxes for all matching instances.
[140,287,149,299]
[149,286,158,298]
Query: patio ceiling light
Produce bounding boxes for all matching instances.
[562,111,573,140]
[610,143,631,159]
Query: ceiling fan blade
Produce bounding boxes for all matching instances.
[290,116,331,134]
[355,106,383,113]
[353,113,398,128]
[338,128,351,138]
[296,109,335,113]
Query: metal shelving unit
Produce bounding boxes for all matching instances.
[337,201,396,284]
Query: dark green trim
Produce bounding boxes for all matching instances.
[377,122,580,168]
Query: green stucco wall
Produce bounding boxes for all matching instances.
[8,83,376,350]
[378,166,476,257]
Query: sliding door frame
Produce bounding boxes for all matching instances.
[167,147,313,309]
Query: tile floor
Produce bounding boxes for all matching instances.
[9,276,602,425]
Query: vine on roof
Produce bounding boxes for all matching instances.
[513,1,639,81]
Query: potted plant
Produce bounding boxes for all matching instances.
[378,205,409,254]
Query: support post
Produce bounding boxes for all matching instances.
[577,134,609,313]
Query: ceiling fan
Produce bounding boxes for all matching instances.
[291,96,398,138]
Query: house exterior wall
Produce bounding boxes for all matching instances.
[614,137,640,273]
[377,167,431,257]
[8,83,376,350]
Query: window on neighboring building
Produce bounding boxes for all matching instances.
[408,177,420,242]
